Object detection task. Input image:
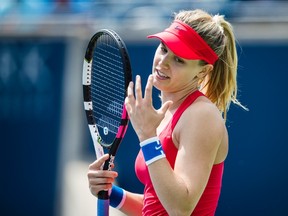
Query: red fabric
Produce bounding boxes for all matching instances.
[147,20,218,64]
[135,90,224,215]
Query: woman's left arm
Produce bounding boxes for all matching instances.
[147,104,225,215]
[125,74,225,215]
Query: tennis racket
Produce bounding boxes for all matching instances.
[82,29,132,216]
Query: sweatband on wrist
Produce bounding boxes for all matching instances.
[140,136,166,166]
[109,185,126,209]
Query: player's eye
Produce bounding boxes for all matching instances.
[159,42,168,53]
[175,56,184,64]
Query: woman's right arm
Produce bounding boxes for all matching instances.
[87,154,143,215]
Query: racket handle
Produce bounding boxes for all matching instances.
[97,191,109,216]
[103,153,115,171]
[97,156,111,215]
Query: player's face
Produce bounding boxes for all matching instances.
[152,42,204,93]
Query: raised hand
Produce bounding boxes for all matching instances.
[125,74,172,142]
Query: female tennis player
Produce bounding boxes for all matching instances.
[88,9,246,215]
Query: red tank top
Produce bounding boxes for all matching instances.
[135,90,224,216]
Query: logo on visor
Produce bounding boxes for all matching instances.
[175,25,184,31]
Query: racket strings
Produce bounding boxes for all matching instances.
[95,60,124,86]
[91,34,126,142]
[92,76,123,100]
[96,47,124,75]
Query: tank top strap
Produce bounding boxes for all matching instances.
[171,90,205,130]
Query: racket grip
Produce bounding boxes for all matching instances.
[97,191,109,216]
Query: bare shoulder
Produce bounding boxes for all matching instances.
[184,96,224,129]
[174,95,226,150]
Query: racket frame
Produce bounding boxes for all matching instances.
[82,29,132,215]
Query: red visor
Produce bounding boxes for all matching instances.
[147,20,218,65]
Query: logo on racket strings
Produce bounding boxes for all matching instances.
[103,127,109,135]
[108,101,122,115]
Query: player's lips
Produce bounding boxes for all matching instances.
[155,69,169,79]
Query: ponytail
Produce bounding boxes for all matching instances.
[205,18,245,120]
[175,9,247,120]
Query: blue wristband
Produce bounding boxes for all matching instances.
[109,185,126,209]
[140,137,166,165]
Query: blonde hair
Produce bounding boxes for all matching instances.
[174,9,247,120]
